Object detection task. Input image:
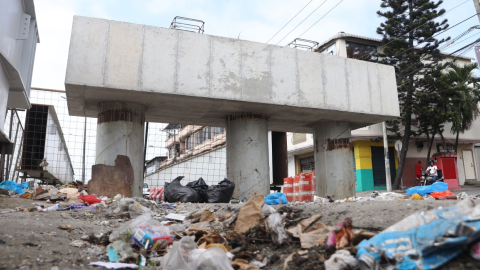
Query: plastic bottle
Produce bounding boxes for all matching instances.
[38,204,60,212]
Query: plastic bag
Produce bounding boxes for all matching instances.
[161,236,199,270]
[206,178,235,203]
[113,198,151,218]
[429,190,456,199]
[109,213,160,242]
[265,192,288,205]
[267,213,288,244]
[193,247,234,270]
[357,199,480,270]
[20,182,29,189]
[164,176,200,203]
[186,178,209,203]
[161,236,232,270]
[405,182,448,196]
[78,195,102,205]
[0,180,27,194]
[261,204,276,216]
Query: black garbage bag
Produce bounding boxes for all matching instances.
[206,178,235,203]
[164,176,200,203]
[186,177,209,203]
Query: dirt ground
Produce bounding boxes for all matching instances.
[0,196,477,270]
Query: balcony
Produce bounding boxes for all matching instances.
[165,134,179,148]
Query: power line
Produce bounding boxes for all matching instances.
[275,0,329,45]
[346,0,471,64]
[297,0,345,39]
[266,0,314,44]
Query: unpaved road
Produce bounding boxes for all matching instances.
[0,196,469,269]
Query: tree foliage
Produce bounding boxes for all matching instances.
[377,0,449,189]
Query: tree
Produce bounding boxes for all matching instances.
[377,0,449,189]
[442,63,480,153]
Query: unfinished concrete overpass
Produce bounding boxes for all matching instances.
[65,16,399,198]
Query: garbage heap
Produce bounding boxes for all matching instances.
[3,178,480,269]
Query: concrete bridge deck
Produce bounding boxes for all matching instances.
[65,16,398,133]
[65,16,399,199]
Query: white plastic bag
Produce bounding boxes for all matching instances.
[162,236,233,270]
[109,213,160,242]
[261,204,276,216]
[267,213,288,244]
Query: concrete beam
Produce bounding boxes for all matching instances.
[65,16,399,133]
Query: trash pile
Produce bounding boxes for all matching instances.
[4,177,480,269]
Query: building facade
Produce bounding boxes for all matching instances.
[287,32,480,191]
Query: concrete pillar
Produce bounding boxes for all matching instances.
[0,70,10,129]
[313,121,354,199]
[96,102,146,197]
[226,113,270,199]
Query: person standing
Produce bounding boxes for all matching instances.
[425,160,438,182]
[415,160,422,180]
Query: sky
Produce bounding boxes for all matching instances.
[31,0,480,90]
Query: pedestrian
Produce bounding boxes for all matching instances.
[415,160,422,180]
[425,160,438,182]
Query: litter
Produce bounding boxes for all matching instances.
[411,193,423,200]
[357,199,480,269]
[267,212,288,244]
[264,192,288,205]
[206,178,235,203]
[132,224,174,250]
[78,195,102,205]
[164,176,201,203]
[470,239,480,260]
[165,213,187,221]
[0,180,28,194]
[109,213,160,242]
[405,181,448,196]
[286,214,330,248]
[186,177,209,203]
[234,195,264,234]
[325,250,359,270]
[261,204,276,216]
[38,204,60,212]
[89,262,138,269]
[69,240,90,248]
[458,192,470,200]
[429,190,457,200]
[199,210,216,222]
[58,188,81,199]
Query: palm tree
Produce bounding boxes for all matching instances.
[443,63,480,153]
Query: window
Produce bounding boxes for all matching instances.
[213,127,225,136]
[346,41,377,62]
[186,137,191,150]
[320,43,337,55]
[204,127,211,140]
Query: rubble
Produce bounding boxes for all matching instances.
[1,180,480,269]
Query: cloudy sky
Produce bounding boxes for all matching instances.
[31,0,479,90]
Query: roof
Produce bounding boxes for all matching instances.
[317,32,473,61]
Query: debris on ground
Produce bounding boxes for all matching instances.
[1,179,480,269]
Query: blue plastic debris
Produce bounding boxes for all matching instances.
[357,199,480,270]
[265,192,288,205]
[0,180,27,194]
[405,181,448,196]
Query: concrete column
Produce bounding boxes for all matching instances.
[0,70,10,129]
[313,121,354,199]
[226,113,270,199]
[96,102,146,197]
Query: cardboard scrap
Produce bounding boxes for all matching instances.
[286,214,331,248]
[59,188,81,199]
[231,258,260,270]
[234,195,264,234]
[200,209,216,222]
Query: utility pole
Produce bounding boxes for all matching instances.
[382,122,392,192]
[474,0,480,23]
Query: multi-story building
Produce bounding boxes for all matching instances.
[1,0,40,181]
[144,124,227,186]
[288,32,480,191]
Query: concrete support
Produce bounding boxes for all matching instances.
[313,121,354,199]
[226,114,270,199]
[96,102,145,197]
[0,70,10,129]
